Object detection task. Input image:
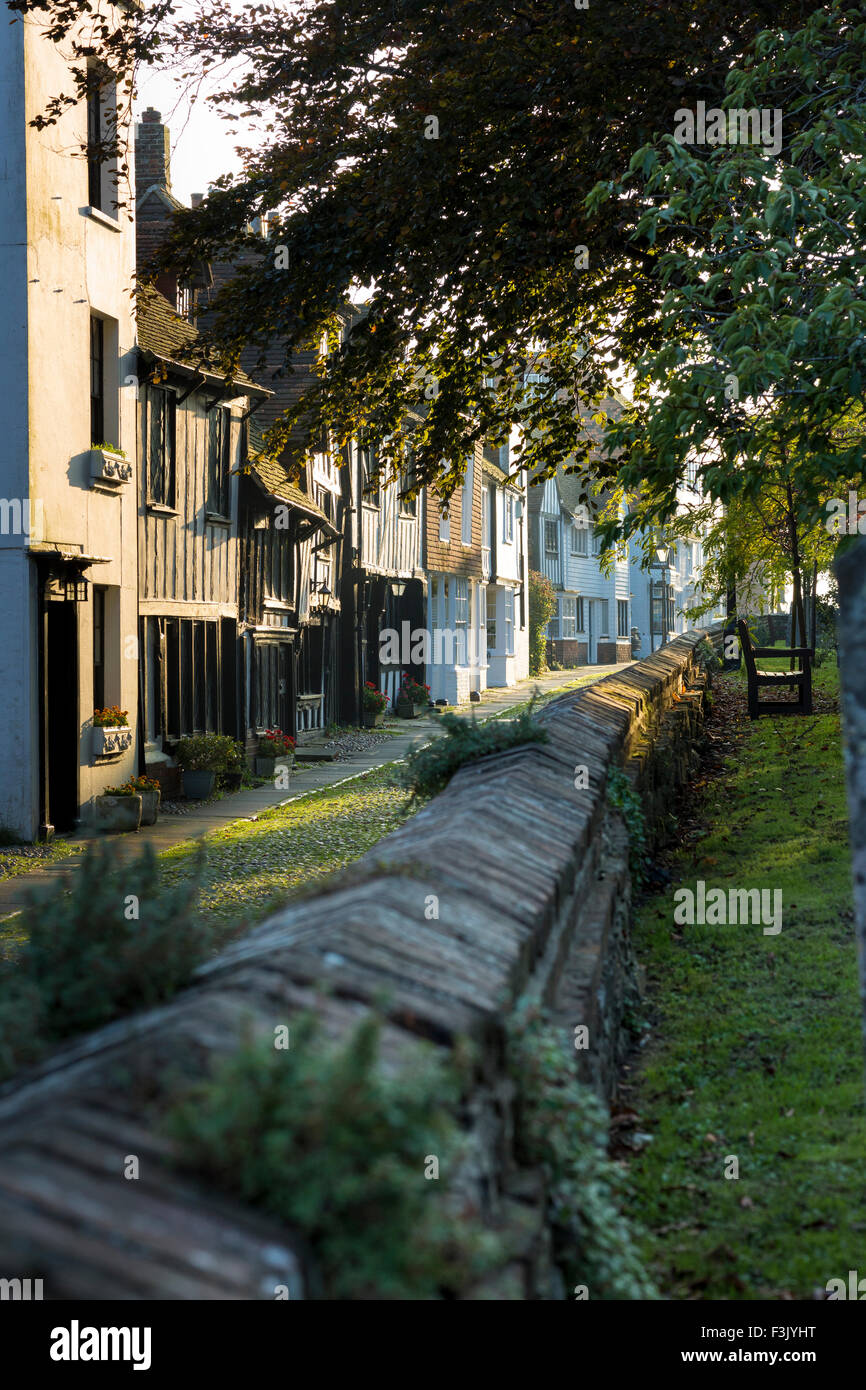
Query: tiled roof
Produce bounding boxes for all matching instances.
[248,452,332,526]
[136,284,267,396]
[482,445,510,485]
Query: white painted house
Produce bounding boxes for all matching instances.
[528,468,633,666]
[481,445,529,687]
[0,9,139,839]
[628,468,727,657]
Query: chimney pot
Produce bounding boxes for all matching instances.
[142,108,161,122]
[190,193,204,208]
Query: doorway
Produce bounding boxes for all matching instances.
[43,601,79,833]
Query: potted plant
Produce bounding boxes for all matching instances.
[394,673,430,719]
[175,733,235,800]
[215,738,247,791]
[94,782,142,833]
[255,728,296,778]
[92,706,133,757]
[128,774,162,826]
[361,682,388,728]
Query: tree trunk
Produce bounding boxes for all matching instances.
[836,535,866,1093]
[785,482,806,666]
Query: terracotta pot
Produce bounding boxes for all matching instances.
[94,794,142,833]
[183,769,215,800]
[139,787,161,826]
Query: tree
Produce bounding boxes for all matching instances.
[585,1,866,537]
[8,0,816,491]
[585,0,866,1079]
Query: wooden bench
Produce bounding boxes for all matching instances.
[737,619,812,719]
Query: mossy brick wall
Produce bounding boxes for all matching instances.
[0,627,721,1299]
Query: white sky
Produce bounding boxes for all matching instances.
[134,0,255,204]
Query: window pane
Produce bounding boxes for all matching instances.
[90,317,104,443]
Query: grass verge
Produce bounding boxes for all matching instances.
[621,661,861,1298]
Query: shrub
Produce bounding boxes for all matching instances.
[362,682,389,713]
[396,673,430,707]
[529,569,557,676]
[166,1013,499,1298]
[0,841,209,1078]
[508,1006,657,1300]
[176,732,243,773]
[256,729,296,760]
[401,707,548,803]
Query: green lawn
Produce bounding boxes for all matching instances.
[158,763,416,934]
[622,659,862,1298]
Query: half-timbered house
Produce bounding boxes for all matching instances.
[338,429,425,719]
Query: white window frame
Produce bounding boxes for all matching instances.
[461,454,474,546]
[504,493,514,543]
[560,596,577,639]
[571,524,587,556]
[544,519,558,555]
[504,589,515,654]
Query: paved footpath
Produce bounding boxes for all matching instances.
[0,663,631,918]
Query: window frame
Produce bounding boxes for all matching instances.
[543,518,558,555]
[504,492,514,543]
[146,384,177,508]
[207,405,232,520]
[461,453,474,546]
[504,588,514,654]
[90,316,104,444]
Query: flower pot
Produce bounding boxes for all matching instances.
[139,787,161,826]
[363,711,385,728]
[94,793,142,833]
[183,769,215,800]
[396,700,418,719]
[92,725,134,758]
[255,756,278,777]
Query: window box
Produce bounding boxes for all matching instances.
[90,446,132,488]
[93,724,133,758]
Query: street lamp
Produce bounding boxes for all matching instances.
[650,545,671,652]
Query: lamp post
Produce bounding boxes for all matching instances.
[652,544,670,652]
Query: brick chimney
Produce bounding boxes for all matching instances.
[135,108,171,194]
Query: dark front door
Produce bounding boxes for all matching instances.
[44,602,79,833]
